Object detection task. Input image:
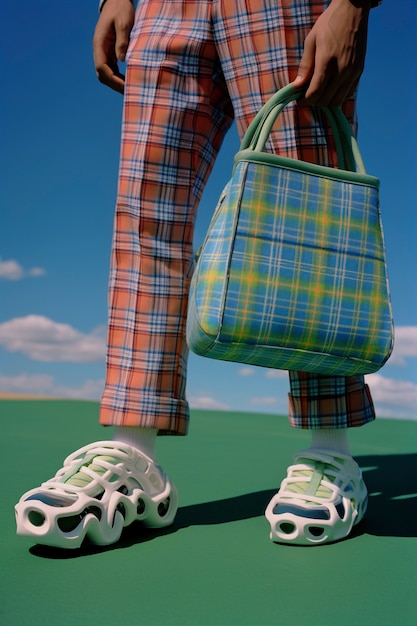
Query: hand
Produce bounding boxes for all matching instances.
[293,0,371,107]
[93,0,135,94]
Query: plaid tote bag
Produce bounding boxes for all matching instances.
[186,84,394,376]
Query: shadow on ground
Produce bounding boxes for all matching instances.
[358,452,417,537]
[30,452,417,559]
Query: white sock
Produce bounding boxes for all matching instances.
[113,427,158,459]
[310,428,350,456]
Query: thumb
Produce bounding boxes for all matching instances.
[114,10,135,62]
[293,35,315,87]
[115,26,130,62]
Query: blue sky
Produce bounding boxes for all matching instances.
[1,1,416,420]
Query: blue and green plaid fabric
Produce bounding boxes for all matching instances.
[187,156,394,376]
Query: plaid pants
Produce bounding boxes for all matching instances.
[99,0,375,434]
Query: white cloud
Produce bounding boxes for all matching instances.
[0,373,56,395]
[0,315,106,362]
[238,366,288,380]
[0,373,104,400]
[0,259,23,280]
[28,267,46,277]
[238,367,256,377]
[53,379,104,400]
[250,396,279,406]
[0,258,46,280]
[366,373,417,419]
[265,369,288,379]
[389,326,417,366]
[188,395,229,410]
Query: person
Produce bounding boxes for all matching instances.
[15,0,381,549]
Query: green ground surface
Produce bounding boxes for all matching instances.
[1,400,416,625]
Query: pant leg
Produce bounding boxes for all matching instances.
[99,0,234,434]
[213,0,375,430]
[287,372,375,429]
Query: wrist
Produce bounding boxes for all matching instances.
[330,0,382,16]
[348,0,382,7]
[99,0,134,13]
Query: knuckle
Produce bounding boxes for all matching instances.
[95,67,108,84]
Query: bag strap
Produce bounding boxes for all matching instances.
[239,83,366,174]
[325,106,367,174]
[239,84,304,151]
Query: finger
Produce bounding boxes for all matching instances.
[303,71,331,106]
[93,27,125,94]
[304,58,345,107]
[95,63,125,94]
[294,33,316,87]
[114,20,132,62]
[327,74,359,107]
[336,77,360,106]
[94,47,125,93]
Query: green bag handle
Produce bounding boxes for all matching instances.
[239,83,366,174]
[326,106,367,173]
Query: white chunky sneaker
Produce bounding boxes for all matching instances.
[265,449,368,546]
[15,441,178,549]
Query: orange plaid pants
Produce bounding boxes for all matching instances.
[99,0,375,434]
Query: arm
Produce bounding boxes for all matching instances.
[293,0,375,107]
[93,0,135,94]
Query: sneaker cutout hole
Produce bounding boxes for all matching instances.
[58,514,84,533]
[279,522,295,535]
[116,502,126,520]
[158,497,170,517]
[335,501,346,519]
[86,506,102,522]
[28,510,45,527]
[57,504,103,533]
[309,526,325,538]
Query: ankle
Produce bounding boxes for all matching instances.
[113,427,158,459]
[309,428,350,456]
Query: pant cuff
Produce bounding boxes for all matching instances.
[99,387,189,436]
[288,383,376,429]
